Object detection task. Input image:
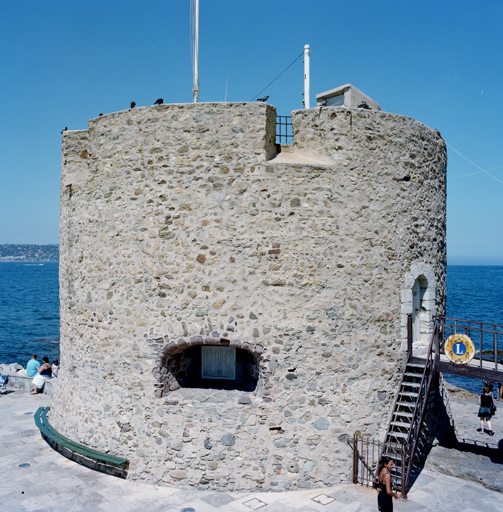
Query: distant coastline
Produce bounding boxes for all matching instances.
[0,244,59,262]
[0,244,501,266]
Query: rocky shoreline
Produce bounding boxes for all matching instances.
[0,362,24,373]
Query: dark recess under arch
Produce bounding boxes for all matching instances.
[168,345,258,391]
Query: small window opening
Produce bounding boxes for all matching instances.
[166,345,258,392]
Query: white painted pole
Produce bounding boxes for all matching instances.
[304,44,310,109]
[192,0,200,103]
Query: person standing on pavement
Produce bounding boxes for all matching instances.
[376,456,401,511]
[477,386,495,436]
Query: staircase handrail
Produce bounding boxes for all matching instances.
[349,434,376,478]
[402,319,440,489]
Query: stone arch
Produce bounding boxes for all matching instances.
[151,336,267,397]
[401,263,436,353]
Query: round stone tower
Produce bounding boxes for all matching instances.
[52,102,447,490]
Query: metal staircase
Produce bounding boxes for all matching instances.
[380,320,440,494]
[354,315,503,494]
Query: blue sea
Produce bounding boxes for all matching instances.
[0,262,60,366]
[0,262,502,394]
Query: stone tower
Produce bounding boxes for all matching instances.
[52,101,447,490]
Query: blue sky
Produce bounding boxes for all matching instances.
[1,0,502,264]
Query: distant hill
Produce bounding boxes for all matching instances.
[0,244,59,262]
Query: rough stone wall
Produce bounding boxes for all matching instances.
[52,102,447,491]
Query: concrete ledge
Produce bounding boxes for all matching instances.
[35,406,129,478]
[4,374,57,397]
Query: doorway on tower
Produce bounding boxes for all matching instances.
[411,275,434,350]
[169,345,258,392]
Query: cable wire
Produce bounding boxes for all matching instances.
[447,143,503,185]
[457,165,503,179]
[311,49,336,88]
[251,51,304,101]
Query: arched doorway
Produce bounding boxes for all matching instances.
[402,264,436,353]
[412,275,430,346]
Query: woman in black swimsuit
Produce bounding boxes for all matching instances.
[377,456,401,512]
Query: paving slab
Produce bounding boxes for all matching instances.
[426,383,503,492]
[1,389,502,512]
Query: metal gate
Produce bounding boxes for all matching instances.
[351,433,405,493]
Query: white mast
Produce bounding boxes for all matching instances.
[304,44,310,109]
[191,0,200,102]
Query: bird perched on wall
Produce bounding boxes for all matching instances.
[154,98,164,105]
[357,101,371,109]
[130,101,136,109]
[99,113,103,116]
[319,99,328,107]
[61,127,67,134]
[257,96,269,102]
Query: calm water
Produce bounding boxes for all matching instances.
[0,263,502,393]
[0,262,59,365]
[445,265,503,394]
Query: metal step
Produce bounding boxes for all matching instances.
[382,451,408,461]
[403,372,423,378]
[393,410,414,418]
[391,420,411,428]
[399,391,419,398]
[396,401,416,408]
[406,363,425,370]
[388,431,408,440]
[382,442,405,451]
[401,382,421,388]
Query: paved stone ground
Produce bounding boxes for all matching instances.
[1,389,502,512]
[426,383,503,493]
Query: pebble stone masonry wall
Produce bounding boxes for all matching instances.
[51,102,447,491]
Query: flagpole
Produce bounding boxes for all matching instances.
[192,0,200,103]
[304,44,310,109]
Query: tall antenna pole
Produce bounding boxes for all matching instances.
[304,44,310,109]
[191,0,200,103]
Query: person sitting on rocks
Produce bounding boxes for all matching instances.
[26,354,40,377]
[477,386,495,436]
[30,357,52,394]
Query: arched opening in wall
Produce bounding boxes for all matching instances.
[411,275,433,347]
[161,345,259,393]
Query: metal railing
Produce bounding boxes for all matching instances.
[437,317,503,370]
[365,317,440,495]
[276,116,293,144]
[354,316,503,495]
[351,434,405,491]
[401,321,440,491]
